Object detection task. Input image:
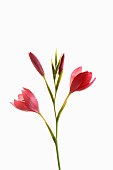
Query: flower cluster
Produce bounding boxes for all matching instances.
[11,50,96,170]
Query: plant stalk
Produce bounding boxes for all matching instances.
[55,138,61,170]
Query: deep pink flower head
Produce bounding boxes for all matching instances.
[70,66,96,93]
[11,88,40,113]
[29,52,45,76]
[58,54,65,74]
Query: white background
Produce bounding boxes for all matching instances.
[0,0,113,169]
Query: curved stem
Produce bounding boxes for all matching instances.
[43,76,54,104]
[57,93,70,122]
[39,113,56,144]
[39,112,61,169]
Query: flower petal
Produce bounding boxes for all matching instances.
[70,66,82,86]
[18,94,24,101]
[70,74,83,93]
[77,77,96,91]
[78,72,92,87]
[22,88,39,113]
[12,100,29,111]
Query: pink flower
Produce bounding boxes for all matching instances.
[58,54,65,74]
[29,52,44,76]
[11,88,40,113]
[70,66,96,93]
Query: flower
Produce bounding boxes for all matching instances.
[11,88,40,113]
[58,54,65,74]
[70,66,96,93]
[29,52,45,76]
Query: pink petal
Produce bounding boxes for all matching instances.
[22,88,39,113]
[70,66,82,86]
[18,94,24,101]
[29,52,44,76]
[22,88,34,99]
[13,100,29,111]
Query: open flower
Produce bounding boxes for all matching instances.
[70,66,96,93]
[11,88,40,113]
[29,52,45,76]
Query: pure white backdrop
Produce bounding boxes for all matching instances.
[0,0,113,169]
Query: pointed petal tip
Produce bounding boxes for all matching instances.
[10,101,14,105]
[22,87,27,91]
[92,77,96,83]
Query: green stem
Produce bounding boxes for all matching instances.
[55,93,71,169]
[53,100,57,118]
[57,93,70,122]
[43,76,54,104]
[56,119,58,139]
[39,113,56,144]
[53,85,61,169]
[54,103,61,169]
[55,139,61,170]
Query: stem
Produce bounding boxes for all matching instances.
[43,76,54,104]
[55,139,61,170]
[55,93,70,170]
[39,113,56,144]
[53,99,57,118]
[54,103,61,170]
[53,83,61,170]
[56,119,58,139]
[57,93,70,122]
[54,104,61,170]
[40,112,61,169]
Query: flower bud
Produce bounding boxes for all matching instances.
[29,52,44,76]
[58,54,65,74]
